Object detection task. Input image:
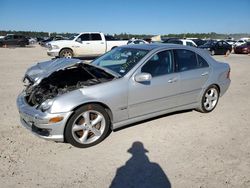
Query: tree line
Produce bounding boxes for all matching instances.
[0,30,249,40]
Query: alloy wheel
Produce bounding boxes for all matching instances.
[71,110,106,144]
[203,88,218,111]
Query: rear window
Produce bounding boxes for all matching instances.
[168,40,183,45]
[91,34,102,41]
[174,49,208,72]
[186,41,195,47]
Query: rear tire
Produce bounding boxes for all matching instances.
[19,42,26,47]
[59,49,73,58]
[65,104,111,148]
[197,85,219,113]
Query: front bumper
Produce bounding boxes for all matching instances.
[16,92,73,142]
[47,49,60,57]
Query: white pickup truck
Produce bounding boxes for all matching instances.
[47,32,128,58]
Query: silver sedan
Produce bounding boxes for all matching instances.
[17,44,231,148]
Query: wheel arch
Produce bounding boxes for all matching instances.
[71,101,113,123]
[63,101,113,142]
[59,47,74,56]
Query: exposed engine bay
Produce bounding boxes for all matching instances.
[24,63,115,106]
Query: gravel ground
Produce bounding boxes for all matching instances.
[0,45,250,188]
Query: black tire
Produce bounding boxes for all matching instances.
[65,104,111,148]
[0,42,3,47]
[197,85,220,113]
[59,49,73,58]
[19,42,26,47]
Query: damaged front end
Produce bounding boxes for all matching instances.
[17,58,116,142]
[23,58,115,108]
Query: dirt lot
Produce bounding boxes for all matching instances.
[0,45,249,188]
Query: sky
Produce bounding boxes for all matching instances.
[0,0,249,35]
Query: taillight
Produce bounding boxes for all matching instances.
[227,69,231,79]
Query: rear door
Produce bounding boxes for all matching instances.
[215,41,224,54]
[90,33,106,56]
[174,49,210,105]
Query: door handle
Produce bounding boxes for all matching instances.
[201,72,209,76]
[168,77,178,83]
[86,42,90,44]
[100,42,104,44]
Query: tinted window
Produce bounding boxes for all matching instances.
[218,41,223,46]
[91,34,102,41]
[5,35,13,40]
[79,34,90,41]
[105,35,117,41]
[141,50,174,77]
[186,41,195,46]
[14,35,19,39]
[174,49,197,72]
[197,55,209,68]
[168,40,182,45]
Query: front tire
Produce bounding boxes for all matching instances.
[198,85,219,113]
[65,104,111,148]
[19,42,26,47]
[59,49,73,58]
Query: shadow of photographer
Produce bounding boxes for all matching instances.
[110,141,171,188]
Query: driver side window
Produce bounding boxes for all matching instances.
[79,34,90,41]
[141,50,174,77]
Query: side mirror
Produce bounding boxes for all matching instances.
[76,38,82,43]
[134,73,152,83]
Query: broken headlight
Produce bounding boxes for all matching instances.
[40,99,54,112]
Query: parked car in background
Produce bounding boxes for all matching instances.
[225,39,236,46]
[39,35,67,47]
[127,39,148,45]
[163,38,197,47]
[234,42,250,54]
[199,40,232,55]
[233,39,247,47]
[188,38,207,46]
[17,44,230,148]
[28,37,37,44]
[0,34,29,47]
[47,32,128,58]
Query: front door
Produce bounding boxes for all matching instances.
[128,50,180,118]
[74,33,93,57]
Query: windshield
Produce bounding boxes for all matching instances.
[91,47,149,76]
[69,35,78,40]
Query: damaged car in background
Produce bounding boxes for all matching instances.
[17,44,231,148]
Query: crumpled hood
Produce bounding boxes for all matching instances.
[24,58,82,84]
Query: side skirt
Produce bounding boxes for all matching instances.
[112,102,198,130]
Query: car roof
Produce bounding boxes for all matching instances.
[120,43,194,51]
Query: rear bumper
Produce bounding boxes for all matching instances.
[220,79,231,97]
[17,92,73,142]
